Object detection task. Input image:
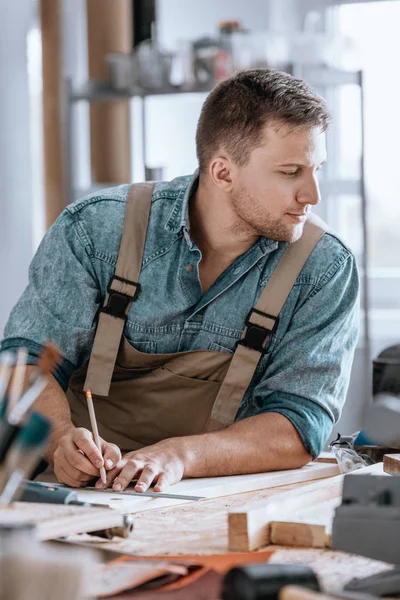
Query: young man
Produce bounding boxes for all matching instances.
[1,69,359,492]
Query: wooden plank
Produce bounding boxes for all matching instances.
[228,463,385,552]
[270,498,340,548]
[228,473,343,552]
[281,585,341,600]
[383,453,400,474]
[72,461,340,513]
[0,502,125,541]
[315,451,337,464]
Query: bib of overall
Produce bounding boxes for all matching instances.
[67,184,327,453]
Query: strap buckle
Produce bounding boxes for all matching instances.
[100,276,141,320]
[237,308,279,353]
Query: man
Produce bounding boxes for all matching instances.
[1,69,359,493]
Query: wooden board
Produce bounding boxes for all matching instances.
[270,498,341,548]
[228,473,344,551]
[383,453,400,474]
[69,461,340,514]
[315,451,337,464]
[228,463,385,552]
[0,502,126,541]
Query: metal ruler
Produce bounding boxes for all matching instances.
[33,480,205,502]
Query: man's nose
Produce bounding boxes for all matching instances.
[297,174,321,206]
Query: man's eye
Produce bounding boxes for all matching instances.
[281,171,298,177]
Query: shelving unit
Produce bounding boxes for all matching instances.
[62,78,214,203]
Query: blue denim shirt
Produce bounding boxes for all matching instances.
[1,173,359,458]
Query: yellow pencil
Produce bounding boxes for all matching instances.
[85,389,107,485]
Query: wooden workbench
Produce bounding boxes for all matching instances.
[68,478,393,593]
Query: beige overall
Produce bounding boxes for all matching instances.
[67,184,328,453]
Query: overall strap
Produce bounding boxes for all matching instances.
[207,212,329,431]
[84,183,155,396]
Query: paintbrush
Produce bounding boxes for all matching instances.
[85,389,107,485]
[6,347,28,416]
[8,342,61,426]
[0,411,52,503]
[0,351,14,418]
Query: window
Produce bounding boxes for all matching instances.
[333,0,400,314]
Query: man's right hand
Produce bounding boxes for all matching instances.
[52,428,122,488]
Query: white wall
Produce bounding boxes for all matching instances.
[0,2,34,335]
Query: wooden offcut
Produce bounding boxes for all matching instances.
[270,497,340,548]
[228,463,385,552]
[315,451,337,464]
[383,453,400,474]
[86,0,132,184]
[228,472,343,552]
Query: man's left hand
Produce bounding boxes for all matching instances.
[96,439,187,492]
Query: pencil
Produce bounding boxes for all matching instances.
[85,389,107,485]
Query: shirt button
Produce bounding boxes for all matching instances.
[233,268,241,275]
[185,264,193,273]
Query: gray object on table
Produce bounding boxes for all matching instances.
[331,473,400,565]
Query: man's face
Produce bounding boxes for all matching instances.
[229,122,327,243]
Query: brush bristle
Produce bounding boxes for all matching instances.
[37,342,62,375]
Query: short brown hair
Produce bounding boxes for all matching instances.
[195,68,330,173]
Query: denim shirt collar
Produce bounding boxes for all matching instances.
[165,170,278,255]
[165,170,199,236]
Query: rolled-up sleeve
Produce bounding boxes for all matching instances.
[249,252,360,458]
[0,210,101,390]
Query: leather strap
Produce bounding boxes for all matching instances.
[207,212,329,430]
[84,183,154,396]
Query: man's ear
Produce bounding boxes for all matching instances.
[209,156,234,193]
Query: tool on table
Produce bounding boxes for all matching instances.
[222,564,320,600]
[19,480,90,506]
[344,568,400,597]
[0,411,51,504]
[330,341,400,579]
[221,564,377,600]
[88,514,134,540]
[85,388,107,485]
[332,473,400,565]
[33,479,205,501]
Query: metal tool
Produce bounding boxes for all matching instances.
[222,564,377,600]
[221,564,320,600]
[33,480,205,501]
[88,514,134,540]
[20,481,91,506]
[331,473,400,565]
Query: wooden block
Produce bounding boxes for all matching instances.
[269,498,340,548]
[228,462,385,552]
[281,585,340,600]
[383,453,400,474]
[228,474,344,551]
[271,521,326,548]
[315,451,337,464]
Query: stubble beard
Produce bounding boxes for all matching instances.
[230,187,304,244]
